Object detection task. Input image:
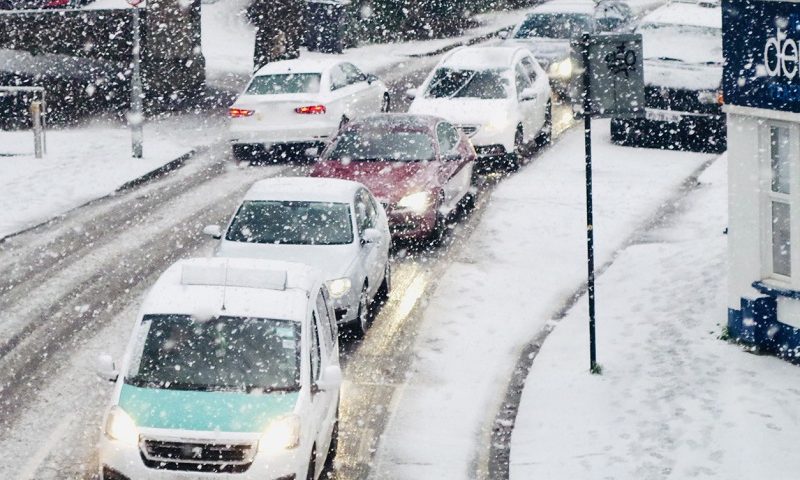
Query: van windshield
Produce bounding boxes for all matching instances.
[125,315,300,392]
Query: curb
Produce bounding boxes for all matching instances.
[485,153,722,479]
[0,148,201,245]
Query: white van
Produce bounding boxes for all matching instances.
[97,257,341,480]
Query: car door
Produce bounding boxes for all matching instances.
[354,190,382,298]
[436,122,472,212]
[364,190,390,279]
[328,64,350,123]
[514,62,538,143]
[520,55,548,132]
[343,63,383,114]
[314,291,338,457]
[307,307,325,476]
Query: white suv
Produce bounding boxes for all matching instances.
[408,46,552,169]
[97,257,341,480]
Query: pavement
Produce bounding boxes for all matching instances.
[508,156,800,479]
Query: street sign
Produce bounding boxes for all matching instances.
[572,33,644,118]
[572,33,644,374]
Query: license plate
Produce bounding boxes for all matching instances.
[645,109,682,123]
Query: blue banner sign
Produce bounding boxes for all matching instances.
[723,0,800,112]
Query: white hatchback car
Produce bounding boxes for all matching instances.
[229,58,390,161]
[204,177,391,336]
[97,257,341,480]
[408,46,552,169]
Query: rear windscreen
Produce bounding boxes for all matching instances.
[246,73,322,95]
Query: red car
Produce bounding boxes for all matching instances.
[311,114,477,242]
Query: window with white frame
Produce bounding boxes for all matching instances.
[764,123,796,281]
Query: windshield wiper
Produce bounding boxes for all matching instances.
[650,56,684,62]
[449,71,478,99]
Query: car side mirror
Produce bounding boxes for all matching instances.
[315,365,343,392]
[203,224,222,239]
[361,227,382,245]
[498,29,510,40]
[96,354,118,382]
[519,87,537,102]
[366,74,379,85]
[405,88,418,100]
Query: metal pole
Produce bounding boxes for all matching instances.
[30,100,43,159]
[582,33,597,373]
[130,6,144,159]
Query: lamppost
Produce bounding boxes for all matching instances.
[128,0,144,158]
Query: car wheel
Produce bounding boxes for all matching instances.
[306,448,316,480]
[536,101,553,148]
[353,285,370,338]
[381,92,391,113]
[325,404,340,468]
[428,207,447,247]
[508,127,525,171]
[376,263,391,304]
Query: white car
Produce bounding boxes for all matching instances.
[97,257,341,480]
[204,177,391,336]
[229,58,390,161]
[407,46,552,169]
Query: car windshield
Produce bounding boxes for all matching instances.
[125,315,300,392]
[424,68,510,99]
[245,73,321,94]
[514,13,594,39]
[225,200,353,245]
[326,129,436,161]
[639,23,722,65]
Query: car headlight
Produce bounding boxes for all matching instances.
[549,59,573,79]
[396,192,432,215]
[259,415,300,453]
[327,278,352,299]
[105,406,139,446]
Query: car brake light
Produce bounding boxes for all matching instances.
[717,91,724,106]
[294,105,327,114]
[44,0,69,6]
[229,107,254,118]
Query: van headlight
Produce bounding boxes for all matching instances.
[105,406,139,446]
[396,192,432,215]
[327,278,352,299]
[549,59,573,79]
[260,415,300,453]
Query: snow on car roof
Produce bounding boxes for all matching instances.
[442,46,525,70]
[640,1,721,30]
[254,57,344,76]
[531,0,596,15]
[244,177,363,203]
[140,257,318,321]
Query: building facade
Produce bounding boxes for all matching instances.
[724,0,800,361]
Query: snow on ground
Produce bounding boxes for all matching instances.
[509,157,800,479]
[200,1,534,92]
[0,113,224,239]
[371,120,714,478]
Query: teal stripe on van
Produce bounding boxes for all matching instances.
[118,384,298,432]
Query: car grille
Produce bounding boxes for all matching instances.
[140,438,256,473]
[644,86,720,115]
[456,124,479,137]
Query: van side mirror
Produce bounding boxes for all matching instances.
[315,365,342,392]
[96,354,118,382]
[405,88,418,100]
[361,228,382,245]
[203,224,222,239]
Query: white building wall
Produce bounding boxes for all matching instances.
[727,110,763,309]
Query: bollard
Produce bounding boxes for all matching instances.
[30,100,43,159]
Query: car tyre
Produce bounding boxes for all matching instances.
[535,101,553,149]
[353,285,371,338]
[306,448,316,480]
[325,404,340,469]
[381,92,391,113]
[376,263,391,305]
[428,206,447,247]
[508,127,525,171]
